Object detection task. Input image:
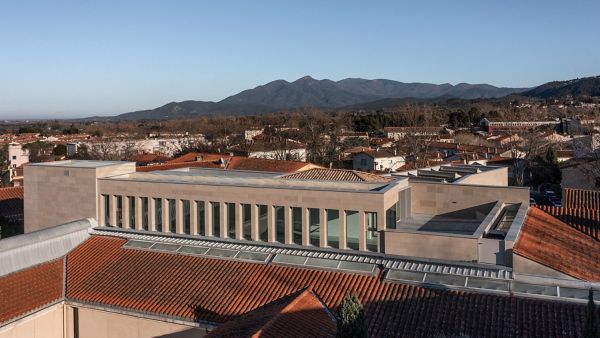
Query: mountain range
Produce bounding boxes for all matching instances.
[113,76,528,120]
[521,75,600,99]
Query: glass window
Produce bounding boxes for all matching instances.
[327,209,340,249]
[183,200,191,235]
[102,195,110,226]
[168,199,176,233]
[116,196,123,228]
[258,205,268,241]
[242,204,252,240]
[386,205,397,230]
[154,198,162,232]
[292,207,302,245]
[346,210,359,250]
[196,201,205,236]
[309,208,320,246]
[227,203,236,238]
[141,197,148,230]
[366,212,378,252]
[128,196,136,229]
[212,201,220,237]
[274,206,285,243]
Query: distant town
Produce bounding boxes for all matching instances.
[2,80,600,337]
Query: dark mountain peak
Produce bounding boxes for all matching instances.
[114,76,532,120]
[522,75,600,99]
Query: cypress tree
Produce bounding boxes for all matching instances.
[336,292,368,338]
[583,289,599,338]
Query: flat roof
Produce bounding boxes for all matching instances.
[102,167,405,193]
[28,160,131,168]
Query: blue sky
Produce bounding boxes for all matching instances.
[0,0,599,118]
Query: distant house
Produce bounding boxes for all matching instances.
[8,143,29,169]
[383,127,440,140]
[238,140,307,161]
[244,129,264,141]
[338,131,369,143]
[352,150,404,172]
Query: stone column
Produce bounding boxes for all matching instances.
[123,196,130,229]
[235,203,243,240]
[205,202,213,237]
[220,202,228,238]
[267,205,275,243]
[284,206,293,244]
[135,197,143,230]
[339,210,347,250]
[320,209,327,247]
[148,198,156,231]
[301,207,310,246]
[98,196,105,226]
[359,211,366,251]
[190,200,198,236]
[176,199,184,234]
[162,199,169,234]
[251,204,259,241]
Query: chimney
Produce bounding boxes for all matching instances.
[196,155,203,161]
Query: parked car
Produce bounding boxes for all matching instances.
[529,198,537,206]
[549,197,562,207]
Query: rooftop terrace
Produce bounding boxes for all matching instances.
[103,167,405,193]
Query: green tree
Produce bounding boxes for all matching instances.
[583,289,599,338]
[336,292,368,338]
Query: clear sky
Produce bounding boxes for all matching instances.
[1,0,599,119]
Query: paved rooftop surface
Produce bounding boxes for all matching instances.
[104,168,403,192]
[28,160,129,168]
[396,202,497,236]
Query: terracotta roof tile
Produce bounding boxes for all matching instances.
[564,188,600,210]
[281,168,391,183]
[130,153,171,164]
[0,187,24,201]
[357,150,399,158]
[206,289,335,338]
[136,161,223,172]
[513,207,600,281]
[536,205,600,240]
[226,157,319,173]
[167,152,231,164]
[65,236,588,337]
[0,259,64,324]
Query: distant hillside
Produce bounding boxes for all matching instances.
[114,76,528,120]
[522,75,600,99]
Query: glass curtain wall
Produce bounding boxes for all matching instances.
[227,203,236,238]
[242,204,252,240]
[183,200,191,234]
[326,209,340,248]
[346,210,359,250]
[274,206,285,243]
[292,207,302,245]
[168,199,176,233]
[212,202,220,237]
[141,197,148,230]
[128,196,136,229]
[196,201,205,236]
[116,196,123,227]
[154,198,162,232]
[258,205,268,241]
[308,208,320,246]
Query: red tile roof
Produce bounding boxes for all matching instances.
[226,157,318,173]
[65,236,587,337]
[513,207,600,281]
[167,152,231,164]
[564,188,600,210]
[0,187,24,201]
[535,205,599,240]
[0,259,64,324]
[206,289,335,338]
[136,160,224,172]
[130,153,171,164]
[281,168,391,182]
[356,150,399,159]
[138,157,318,173]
